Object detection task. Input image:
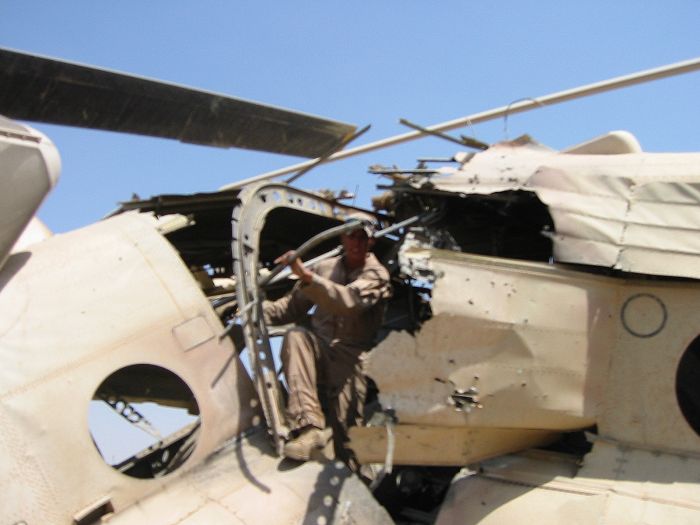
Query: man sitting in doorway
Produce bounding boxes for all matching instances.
[263,215,391,462]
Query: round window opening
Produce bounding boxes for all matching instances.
[676,336,700,438]
[89,364,200,479]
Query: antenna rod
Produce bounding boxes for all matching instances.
[221,56,700,190]
[285,124,370,184]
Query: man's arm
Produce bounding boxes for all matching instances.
[273,250,391,316]
[262,250,313,326]
[263,251,314,325]
[302,265,391,316]
[262,286,314,326]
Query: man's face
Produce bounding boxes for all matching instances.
[342,230,370,269]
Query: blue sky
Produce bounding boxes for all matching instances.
[2,2,699,234]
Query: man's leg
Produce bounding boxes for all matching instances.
[280,327,329,460]
[324,352,368,468]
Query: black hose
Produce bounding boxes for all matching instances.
[257,220,365,287]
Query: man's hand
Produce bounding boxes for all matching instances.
[275,250,314,284]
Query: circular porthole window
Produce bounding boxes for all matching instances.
[676,336,700,438]
[89,364,200,479]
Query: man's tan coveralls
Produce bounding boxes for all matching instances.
[263,252,391,448]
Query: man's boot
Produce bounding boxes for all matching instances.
[283,426,331,461]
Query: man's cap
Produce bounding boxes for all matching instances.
[344,212,377,238]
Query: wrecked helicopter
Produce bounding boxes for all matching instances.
[2,47,700,524]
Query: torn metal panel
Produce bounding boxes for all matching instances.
[372,240,700,465]
[371,246,615,431]
[415,137,700,278]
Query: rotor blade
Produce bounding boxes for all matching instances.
[0,48,356,158]
[221,55,700,188]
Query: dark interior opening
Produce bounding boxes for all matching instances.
[676,335,700,438]
[90,364,200,479]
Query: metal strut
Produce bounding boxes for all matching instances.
[231,183,372,454]
[98,392,162,441]
[230,183,434,454]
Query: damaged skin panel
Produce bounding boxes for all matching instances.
[423,140,700,279]
[368,245,616,430]
[371,234,700,459]
[396,235,442,283]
